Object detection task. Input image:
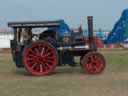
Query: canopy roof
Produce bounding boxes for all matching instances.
[8,20,60,28]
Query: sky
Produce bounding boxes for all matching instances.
[0,0,128,30]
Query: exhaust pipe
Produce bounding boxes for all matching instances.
[87,16,97,50]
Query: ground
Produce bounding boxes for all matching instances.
[0,49,128,96]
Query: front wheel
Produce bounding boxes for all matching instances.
[23,41,58,76]
[82,52,105,74]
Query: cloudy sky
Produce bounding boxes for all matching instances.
[0,0,128,30]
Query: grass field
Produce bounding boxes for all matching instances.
[0,49,128,96]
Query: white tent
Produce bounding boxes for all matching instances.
[0,35,13,48]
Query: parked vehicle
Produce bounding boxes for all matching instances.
[8,16,105,75]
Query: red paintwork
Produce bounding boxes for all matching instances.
[23,42,57,75]
[82,52,105,74]
[84,36,105,48]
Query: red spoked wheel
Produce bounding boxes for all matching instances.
[82,52,105,74]
[23,41,58,75]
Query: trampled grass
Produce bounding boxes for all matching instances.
[0,49,128,96]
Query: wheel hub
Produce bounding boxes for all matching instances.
[92,62,96,65]
[38,56,43,61]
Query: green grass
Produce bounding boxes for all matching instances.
[0,50,128,96]
[100,50,128,72]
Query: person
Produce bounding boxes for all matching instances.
[21,28,32,46]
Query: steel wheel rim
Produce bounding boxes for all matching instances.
[83,53,105,74]
[23,42,57,75]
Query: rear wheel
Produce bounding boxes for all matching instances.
[82,52,105,74]
[23,41,58,75]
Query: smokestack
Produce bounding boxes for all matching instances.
[87,16,97,50]
[88,16,93,42]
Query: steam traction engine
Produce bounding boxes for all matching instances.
[8,16,105,75]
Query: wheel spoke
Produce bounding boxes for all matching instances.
[27,60,36,65]
[42,52,51,57]
[23,41,57,75]
[35,66,39,72]
[97,58,103,64]
[41,48,45,56]
[45,62,52,69]
[87,64,92,70]
[31,63,37,69]
[44,48,49,54]
[29,49,38,56]
[28,53,37,58]
[90,55,95,61]
[45,56,54,60]
[40,64,43,72]
[34,47,40,56]
[44,59,53,64]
